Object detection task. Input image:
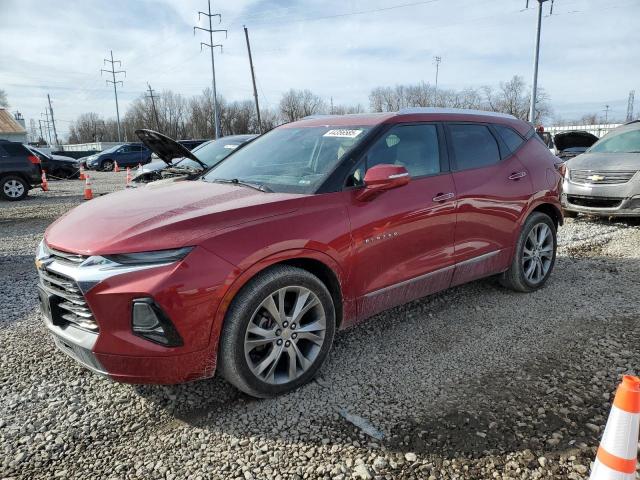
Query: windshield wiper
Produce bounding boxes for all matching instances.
[208,178,272,192]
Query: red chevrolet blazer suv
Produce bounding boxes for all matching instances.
[36,108,562,397]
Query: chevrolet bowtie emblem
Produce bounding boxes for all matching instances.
[587,174,605,182]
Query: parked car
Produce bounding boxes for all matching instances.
[562,121,640,217]
[26,146,80,179]
[0,139,42,201]
[133,133,257,184]
[36,108,562,397]
[84,143,152,171]
[553,131,598,161]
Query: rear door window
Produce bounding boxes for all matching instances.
[448,124,501,171]
[494,125,525,153]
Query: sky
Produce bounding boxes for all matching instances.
[1,0,638,140]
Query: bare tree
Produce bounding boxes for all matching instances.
[0,89,8,108]
[279,89,326,122]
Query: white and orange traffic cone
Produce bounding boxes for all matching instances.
[125,167,131,186]
[79,164,86,180]
[114,161,120,172]
[83,175,93,200]
[589,375,640,480]
[41,170,49,191]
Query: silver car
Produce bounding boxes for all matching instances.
[562,121,640,217]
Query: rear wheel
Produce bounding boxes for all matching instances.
[218,265,336,398]
[101,159,114,171]
[499,212,557,292]
[1,175,28,201]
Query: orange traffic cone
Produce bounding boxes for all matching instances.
[589,375,640,480]
[79,165,86,180]
[83,175,93,200]
[125,167,131,186]
[41,170,49,191]
[114,161,120,172]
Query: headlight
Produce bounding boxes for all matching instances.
[103,247,192,266]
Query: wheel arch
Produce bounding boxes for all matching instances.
[209,248,347,354]
[531,202,563,229]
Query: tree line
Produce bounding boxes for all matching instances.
[66,76,555,144]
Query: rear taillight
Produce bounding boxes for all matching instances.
[28,155,41,165]
[554,162,566,177]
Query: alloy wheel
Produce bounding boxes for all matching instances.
[244,286,326,385]
[3,179,25,198]
[522,222,554,284]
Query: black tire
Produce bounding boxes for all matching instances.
[101,159,114,171]
[1,175,29,201]
[563,209,578,219]
[499,212,557,293]
[218,265,336,398]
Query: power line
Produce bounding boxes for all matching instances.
[101,50,126,142]
[146,83,161,132]
[194,0,227,139]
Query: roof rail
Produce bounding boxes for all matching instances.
[397,107,517,119]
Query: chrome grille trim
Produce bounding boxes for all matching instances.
[570,170,637,185]
[38,266,99,332]
[47,247,87,265]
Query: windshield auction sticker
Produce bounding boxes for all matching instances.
[323,129,363,138]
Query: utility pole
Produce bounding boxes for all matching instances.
[243,26,262,133]
[626,90,635,122]
[47,94,60,147]
[527,0,553,124]
[146,83,161,132]
[433,56,442,104]
[194,1,227,139]
[41,112,52,145]
[38,119,45,144]
[603,105,610,123]
[101,50,126,142]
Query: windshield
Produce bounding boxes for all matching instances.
[175,138,247,169]
[203,126,372,193]
[100,145,122,154]
[588,129,640,154]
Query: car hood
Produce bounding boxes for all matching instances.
[553,131,598,152]
[567,152,640,171]
[140,159,170,173]
[135,129,204,167]
[51,154,78,163]
[45,180,305,255]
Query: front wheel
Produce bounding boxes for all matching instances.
[499,212,557,292]
[101,159,114,171]
[218,265,336,398]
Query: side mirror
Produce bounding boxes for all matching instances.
[356,164,410,201]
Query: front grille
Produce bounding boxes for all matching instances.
[39,267,99,332]
[570,170,637,185]
[566,195,623,209]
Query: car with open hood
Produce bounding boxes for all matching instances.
[553,130,598,161]
[562,121,640,217]
[36,108,562,397]
[26,146,80,179]
[132,133,256,184]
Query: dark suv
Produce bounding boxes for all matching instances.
[85,143,152,171]
[0,140,42,201]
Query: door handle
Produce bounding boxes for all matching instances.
[432,192,455,202]
[508,171,527,180]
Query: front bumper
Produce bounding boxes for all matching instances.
[36,244,233,384]
[562,193,640,217]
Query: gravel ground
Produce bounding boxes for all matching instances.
[1,173,639,480]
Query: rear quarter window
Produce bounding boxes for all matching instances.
[448,124,501,171]
[494,125,525,153]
